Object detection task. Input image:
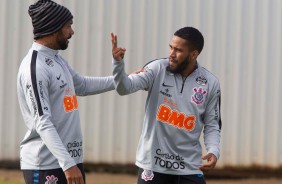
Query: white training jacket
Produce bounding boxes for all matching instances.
[17,42,114,171]
[113,58,221,175]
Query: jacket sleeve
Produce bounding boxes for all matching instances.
[203,80,222,159]
[27,58,76,171]
[112,58,154,95]
[62,58,115,96]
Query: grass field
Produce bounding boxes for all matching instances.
[0,182,24,184]
[1,169,282,184]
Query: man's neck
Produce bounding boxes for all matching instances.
[180,60,197,77]
[35,37,57,50]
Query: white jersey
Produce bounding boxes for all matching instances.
[113,58,221,175]
[17,42,114,171]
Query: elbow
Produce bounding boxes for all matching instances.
[116,90,130,96]
[115,84,131,96]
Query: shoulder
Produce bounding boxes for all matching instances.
[26,50,54,78]
[20,49,52,68]
[143,57,168,69]
[198,66,220,85]
[196,66,221,95]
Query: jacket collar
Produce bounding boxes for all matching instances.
[32,42,59,58]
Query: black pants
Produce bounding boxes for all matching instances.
[137,168,206,184]
[22,163,85,184]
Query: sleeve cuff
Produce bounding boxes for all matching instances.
[207,148,220,160]
[112,58,124,64]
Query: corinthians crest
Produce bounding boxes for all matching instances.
[191,87,207,105]
[45,175,58,184]
[141,169,154,181]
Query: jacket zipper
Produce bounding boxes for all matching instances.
[180,76,188,93]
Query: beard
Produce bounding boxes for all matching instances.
[56,31,71,50]
[166,56,191,74]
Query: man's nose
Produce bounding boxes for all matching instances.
[70,28,74,35]
[170,50,176,58]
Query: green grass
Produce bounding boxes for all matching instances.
[0,179,24,184]
[0,181,24,184]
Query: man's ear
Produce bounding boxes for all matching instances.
[192,50,200,60]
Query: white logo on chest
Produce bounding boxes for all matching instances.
[191,87,207,105]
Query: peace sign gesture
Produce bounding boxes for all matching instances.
[111,33,126,61]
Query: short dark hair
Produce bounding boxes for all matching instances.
[174,27,204,53]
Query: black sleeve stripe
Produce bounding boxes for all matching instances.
[30,50,44,116]
[218,95,222,130]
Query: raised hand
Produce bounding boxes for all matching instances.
[111,33,126,61]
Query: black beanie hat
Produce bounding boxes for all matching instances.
[28,0,73,39]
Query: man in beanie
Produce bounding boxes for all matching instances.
[111,27,221,184]
[17,0,115,183]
